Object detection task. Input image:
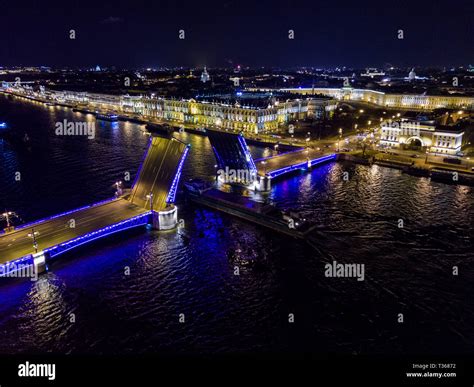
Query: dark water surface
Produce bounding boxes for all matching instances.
[0,94,473,355]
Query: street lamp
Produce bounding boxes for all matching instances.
[2,211,13,228]
[28,228,39,253]
[1,210,18,231]
[337,128,343,152]
[146,192,154,212]
[115,181,123,196]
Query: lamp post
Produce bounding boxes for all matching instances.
[115,181,123,196]
[2,211,13,228]
[146,192,154,212]
[1,210,18,232]
[337,128,343,152]
[28,228,39,253]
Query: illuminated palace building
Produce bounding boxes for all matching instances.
[1,84,335,134]
[379,115,466,155]
[120,94,335,133]
[255,86,474,111]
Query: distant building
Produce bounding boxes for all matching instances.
[379,116,466,155]
[200,67,210,83]
[11,86,334,134]
[123,95,334,133]
[360,68,385,78]
[254,86,474,111]
[408,68,416,81]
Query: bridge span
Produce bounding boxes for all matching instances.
[206,129,336,191]
[255,148,337,180]
[0,135,189,278]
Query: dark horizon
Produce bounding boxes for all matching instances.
[1,0,472,69]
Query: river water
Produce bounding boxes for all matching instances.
[0,93,473,355]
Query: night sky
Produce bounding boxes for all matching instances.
[1,0,472,68]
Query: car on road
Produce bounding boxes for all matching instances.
[410,154,420,158]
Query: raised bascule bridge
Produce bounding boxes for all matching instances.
[206,129,337,191]
[0,135,190,277]
[1,129,334,279]
[185,130,337,239]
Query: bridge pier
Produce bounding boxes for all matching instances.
[254,175,271,192]
[150,205,178,230]
[33,251,48,275]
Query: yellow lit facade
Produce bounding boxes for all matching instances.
[254,87,474,111]
[380,119,464,155]
[121,95,333,133]
[2,85,335,134]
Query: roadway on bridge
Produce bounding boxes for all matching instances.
[1,134,189,266]
[129,136,188,210]
[256,148,329,176]
[0,199,148,264]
